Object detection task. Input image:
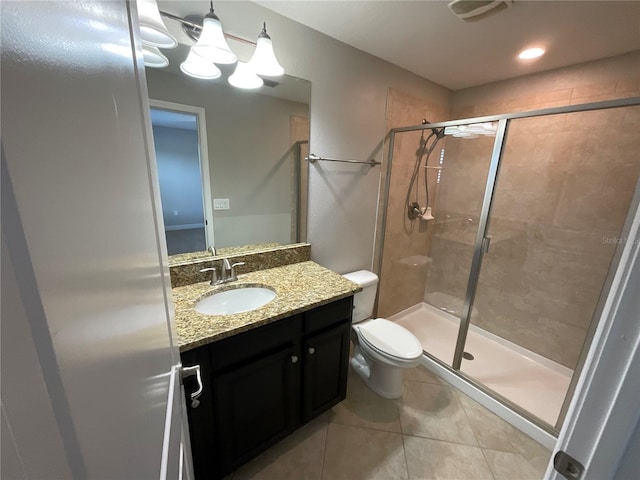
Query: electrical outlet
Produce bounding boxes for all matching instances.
[213,198,230,210]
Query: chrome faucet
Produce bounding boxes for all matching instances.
[208,245,217,256]
[200,258,245,285]
[220,258,245,283]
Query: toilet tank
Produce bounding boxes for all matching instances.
[343,270,379,323]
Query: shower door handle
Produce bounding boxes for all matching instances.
[482,236,492,254]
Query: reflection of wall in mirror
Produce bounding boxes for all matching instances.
[290,115,310,244]
[145,69,309,249]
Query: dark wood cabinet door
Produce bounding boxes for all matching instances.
[213,344,301,475]
[303,320,351,422]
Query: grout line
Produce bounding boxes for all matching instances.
[400,432,411,480]
[319,418,330,480]
[397,391,412,479]
[456,387,497,480]
[401,432,485,450]
[479,447,498,480]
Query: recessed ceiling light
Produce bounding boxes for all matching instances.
[518,47,545,60]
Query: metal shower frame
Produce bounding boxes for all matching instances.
[379,96,640,434]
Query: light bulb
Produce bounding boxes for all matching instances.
[142,45,169,68]
[228,61,263,89]
[180,50,221,79]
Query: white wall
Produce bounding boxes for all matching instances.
[157,0,450,272]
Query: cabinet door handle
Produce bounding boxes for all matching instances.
[308,347,315,355]
[181,365,203,409]
[290,355,299,364]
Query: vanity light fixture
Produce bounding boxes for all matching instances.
[190,2,237,65]
[518,47,545,60]
[143,2,287,86]
[137,0,177,49]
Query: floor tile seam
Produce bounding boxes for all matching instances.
[328,419,403,436]
[399,430,411,480]
[483,445,551,476]
[397,398,412,479]
[319,420,330,480]
[453,385,483,449]
[478,445,499,480]
[403,377,444,386]
[451,388,539,456]
[401,432,484,450]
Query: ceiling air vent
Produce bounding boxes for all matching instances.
[448,0,513,21]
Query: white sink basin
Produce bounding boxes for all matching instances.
[194,286,276,315]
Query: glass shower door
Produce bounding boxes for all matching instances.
[459,106,640,428]
[420,132,496,367]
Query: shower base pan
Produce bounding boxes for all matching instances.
[390,302,572,428]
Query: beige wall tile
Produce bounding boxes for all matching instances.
[380,56,639,373]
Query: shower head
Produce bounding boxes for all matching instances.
[422,119,445,139]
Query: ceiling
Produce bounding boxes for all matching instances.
[255,0,640,90]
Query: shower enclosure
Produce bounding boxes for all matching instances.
[377,97,640,436]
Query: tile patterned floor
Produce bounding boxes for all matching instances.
[229,366,552,480]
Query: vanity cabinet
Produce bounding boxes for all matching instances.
[182,296,353,479]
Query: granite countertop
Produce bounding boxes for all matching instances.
[173,261,361,352]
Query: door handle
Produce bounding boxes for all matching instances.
[482,236,492,254]
[181,365,203,409]
[308,347,315,355]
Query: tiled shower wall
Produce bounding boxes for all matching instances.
[426,52,640,368]
[377,88,449,318]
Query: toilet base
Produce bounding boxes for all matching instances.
[350,347,406,399]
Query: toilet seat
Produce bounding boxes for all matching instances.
[355,318,423,361]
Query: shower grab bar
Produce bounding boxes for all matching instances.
[306,154,381,167]
[425,166,444,169]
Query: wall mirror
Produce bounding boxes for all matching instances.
[144,46,310,262]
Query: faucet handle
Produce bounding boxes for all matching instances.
[229,262,246,281]
[199,267,219,285]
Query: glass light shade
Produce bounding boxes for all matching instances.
[249,34,284,77]
[137,0,177,48]
[142,45,169,68]
[228,61,263,89]
[180,50,222,79]
[191,17,237,65]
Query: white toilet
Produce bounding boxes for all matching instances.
[343,270,423,398]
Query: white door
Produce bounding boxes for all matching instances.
[1,1,194,479]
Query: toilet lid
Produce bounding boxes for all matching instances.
[357,318,423,360]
